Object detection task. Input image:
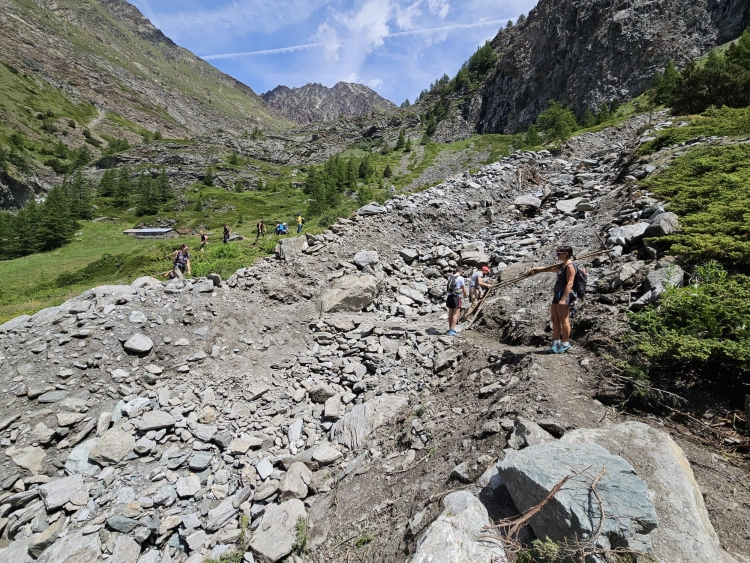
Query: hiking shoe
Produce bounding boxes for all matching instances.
[548,342,560,354]
[447,330,459,337]
[558,343,572,354]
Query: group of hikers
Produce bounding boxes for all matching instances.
[161,214,305,279]
[446,245,580,354]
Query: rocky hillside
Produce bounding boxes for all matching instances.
[0,0,289,138]
[0,117,747,563]
[452,0,750,133]
[262,82,396,124]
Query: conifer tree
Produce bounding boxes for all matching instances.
[66,170,93,220]
[404,138,412,152]
[114,167,131,209]
[580,107,597,128]
[135,174,159,216]
[204,167,214,187]
[98,169,117,197]
[383,163,393,178]
[37,186,75,251]
[396,129,406,150]
[155,169,171,204]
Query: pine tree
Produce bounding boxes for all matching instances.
[14,199,42,257]
[194,193,203,213]
[506,20,513,28]
[98,169,117,197]
[536,100,579,143]
[404,138,412,152]
[596,102,612,124]
[524,124,541,147]
[517,13,526,24]
[580,107,597,128]
[155,169,172,205]
[135,174,159,216]
[396,129,406,150]
[204,167,214,187]
[654,61,680,105]
[37,186,75,251]
[358,155,374,182]
[66,170,93,220]
[114,167,132,209]
[383,163,393,178]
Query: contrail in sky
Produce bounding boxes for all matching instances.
[202,19,506,60]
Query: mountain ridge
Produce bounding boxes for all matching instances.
[261,81,397,124]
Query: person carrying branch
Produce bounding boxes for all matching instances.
[469,266,493,303]
[528,245,579,354]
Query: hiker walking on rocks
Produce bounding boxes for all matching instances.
[172,244,191,279]
[223,224,231,244]
[528,245,578,354]
[296,213,305,234]
[198,230,208,253]
[469,266,493,303]
[446,266,468,336]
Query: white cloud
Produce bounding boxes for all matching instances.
[426,0,450,18]
[395,1,422,30]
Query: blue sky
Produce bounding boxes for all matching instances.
[128,0,538,105]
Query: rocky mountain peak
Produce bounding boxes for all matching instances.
[261,81,397,124]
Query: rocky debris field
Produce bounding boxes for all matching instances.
[0,115,748,563]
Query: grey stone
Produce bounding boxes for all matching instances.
[189,451,213,471]
[280,462,312,500]
[0,535,34,563]
[562,422,726,563]
[287,419,304,443]
[507,417,555,449]
[65,439,100,475]
[0,314,32,333]
[311,444,343,465]
[205,496,239,532]
[36,529,101,563]
[193,281,214,293]
[138,410,175,431]
[332,395,409,449]
[353,250,379,268]
[556,197,583,214]
[498,441,658,554]
[256,458,274,480]
[111,534,141,563]
[514,194,542,209]
[107,514,140,533]
[89,426,135,465]
[644,211,680,238]
[176,474,201,498]
[608,222,650,246]
[399,248,419,263]
[39,474,84,510]
[7,445,46,474]
[460,250,490,266]
[321,275,379,313]
[37,390,68,404]
[123,333,153,355]
[249,499,307,563]
[412,491,508,562]
[28,516,67,558]
[357,203,387,216]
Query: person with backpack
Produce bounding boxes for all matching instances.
[528,245,585,354]
[446,266,468,336]
[223,224,232,244]
[469,266,493,303]
[172,244,191,279]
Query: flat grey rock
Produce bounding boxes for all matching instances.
[332,395,408,449]
[39,474,84,510]
[37,390,68,403]
[353,250,379,268]
[498,441,658,554]
[321,275,379,313]
[123,333,153,355]
[357,203,387,216]
[89,426,135,465]
[189,451,213,471]
[138,410,175,431]
[107,515,140,533]
[249,499,307,562]
[36,528,101,563]
[413,491,507,562]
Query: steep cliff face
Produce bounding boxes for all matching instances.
[0,0,289,137]
[262,82,397,124]
[475,0,750,133]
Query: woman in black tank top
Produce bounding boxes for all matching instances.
[528,245,576,354]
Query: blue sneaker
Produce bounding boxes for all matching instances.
[558,343,572,353]
[548,342,560,354]
[447,330,459,336]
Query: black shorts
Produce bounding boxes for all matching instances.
[552,291,577,306]
[446,294,462,310]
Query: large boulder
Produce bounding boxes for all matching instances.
[514,194,542,209]
[556,197,583,214]
[279,237,308,261]
[352,250,379,268]
[36,529,102,563]
[412,491,508,563]
[89,426,135,465]
[461,250,491,266]
[321,275,379,313]
[561,422,727,563]
[357,202,387,216]
[497,441,658,555]
[249,499,307,562]
[122,333,153,355]
[630,262,685,310]
[644,211,680,238]
[331,395,409,450]
[607,222,650,247]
